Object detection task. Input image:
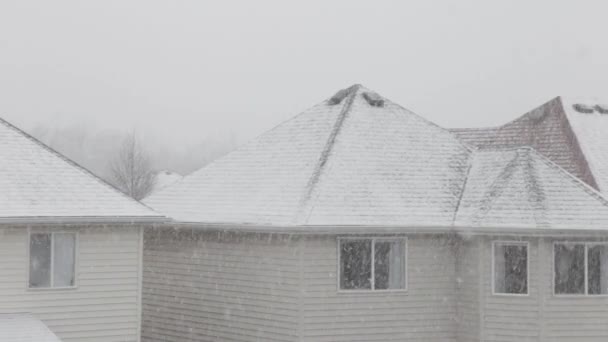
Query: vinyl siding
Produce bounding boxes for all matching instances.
[478,236,608,342]
[141,229,300,342]
[540,238,608,341]
[0,225,143,342]
[456,237,480,342]
[300,235,457,342]
[480,237,540,342]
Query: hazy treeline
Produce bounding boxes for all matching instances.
[28,120,237,185]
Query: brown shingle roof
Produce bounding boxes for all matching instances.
[450,97,599,190]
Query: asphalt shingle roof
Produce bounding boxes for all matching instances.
[145,87,608,231]
[0,117,163,222]
[146,85,472,226]
[456,147,608,229]
[451,96,608,193]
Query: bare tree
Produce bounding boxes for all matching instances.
[110,132,155,200]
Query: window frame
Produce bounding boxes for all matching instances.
[552,241,608,297]
[337,236,408,293]
[491,240,530,297]
[27,229,78,291]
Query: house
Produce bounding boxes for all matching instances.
[0,118,165,341]
[142,85,608,342]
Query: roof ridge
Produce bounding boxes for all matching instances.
[387,100,476,153]
[144,89,359,202]
[0,116,162,217]
[295,85,360,223]
[461,98,560,131]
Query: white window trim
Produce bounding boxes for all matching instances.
[337,236,408,293]
[27,229,79,291]
[491,240,530,296]
[552,241,608,297]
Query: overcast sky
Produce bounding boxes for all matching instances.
[1,0,607,145]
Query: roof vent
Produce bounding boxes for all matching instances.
[362,92,384,107]
[573,103,595,114]
[328,85,360,105]
[594,104,608,114]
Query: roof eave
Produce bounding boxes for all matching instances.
[159,221,608,237]
[0,216,170,225]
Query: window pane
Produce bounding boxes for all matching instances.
[53,233,76,287]
[340,240,371,290]
[29,233,51,288]
[374,241,405,290]
[494,243,527,294]
[555,244,585,294]
[588,245,608,295]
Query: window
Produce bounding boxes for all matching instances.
[554,243,608,295]
[493,241,528,295]
[29,232,76,289]
[339,238,406,291]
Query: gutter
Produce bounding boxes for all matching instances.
[0,216,170,225]
[162,221,608,237]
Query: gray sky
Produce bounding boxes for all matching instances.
[1,0,607,145]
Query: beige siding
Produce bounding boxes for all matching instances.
[540,238,608,341]
[142,230,608,342]
[456,237,480,342]
[0,225,143,342]
[142,229,300,342]
[478,236,608,342]
[480,237,540,342]
[301,235,457,342]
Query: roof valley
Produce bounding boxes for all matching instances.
[522,150,549,227]
[294,85,360,224]
[468,151,520,224]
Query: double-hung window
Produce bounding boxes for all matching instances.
[339,238,406,291]
[554,242,608,295]
[29,232,77,289]
[493,241,528,295]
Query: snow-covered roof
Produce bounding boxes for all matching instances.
[456,147,608,230]
[145,87,608,232]
[0,314,61,342]
[451,96,608,194]
[561,97,608,193]
[0,117,164,222]
[146,85,472,226]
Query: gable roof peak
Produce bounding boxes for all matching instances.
[0,116,164,222]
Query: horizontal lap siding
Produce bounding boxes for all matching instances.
[142,229,300,342]
[479,236,608,341]
[481,237,540,342]
[0,226,142,342]
[301,235,457,342]
[456,238,480,342]
[540,238,608,341]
